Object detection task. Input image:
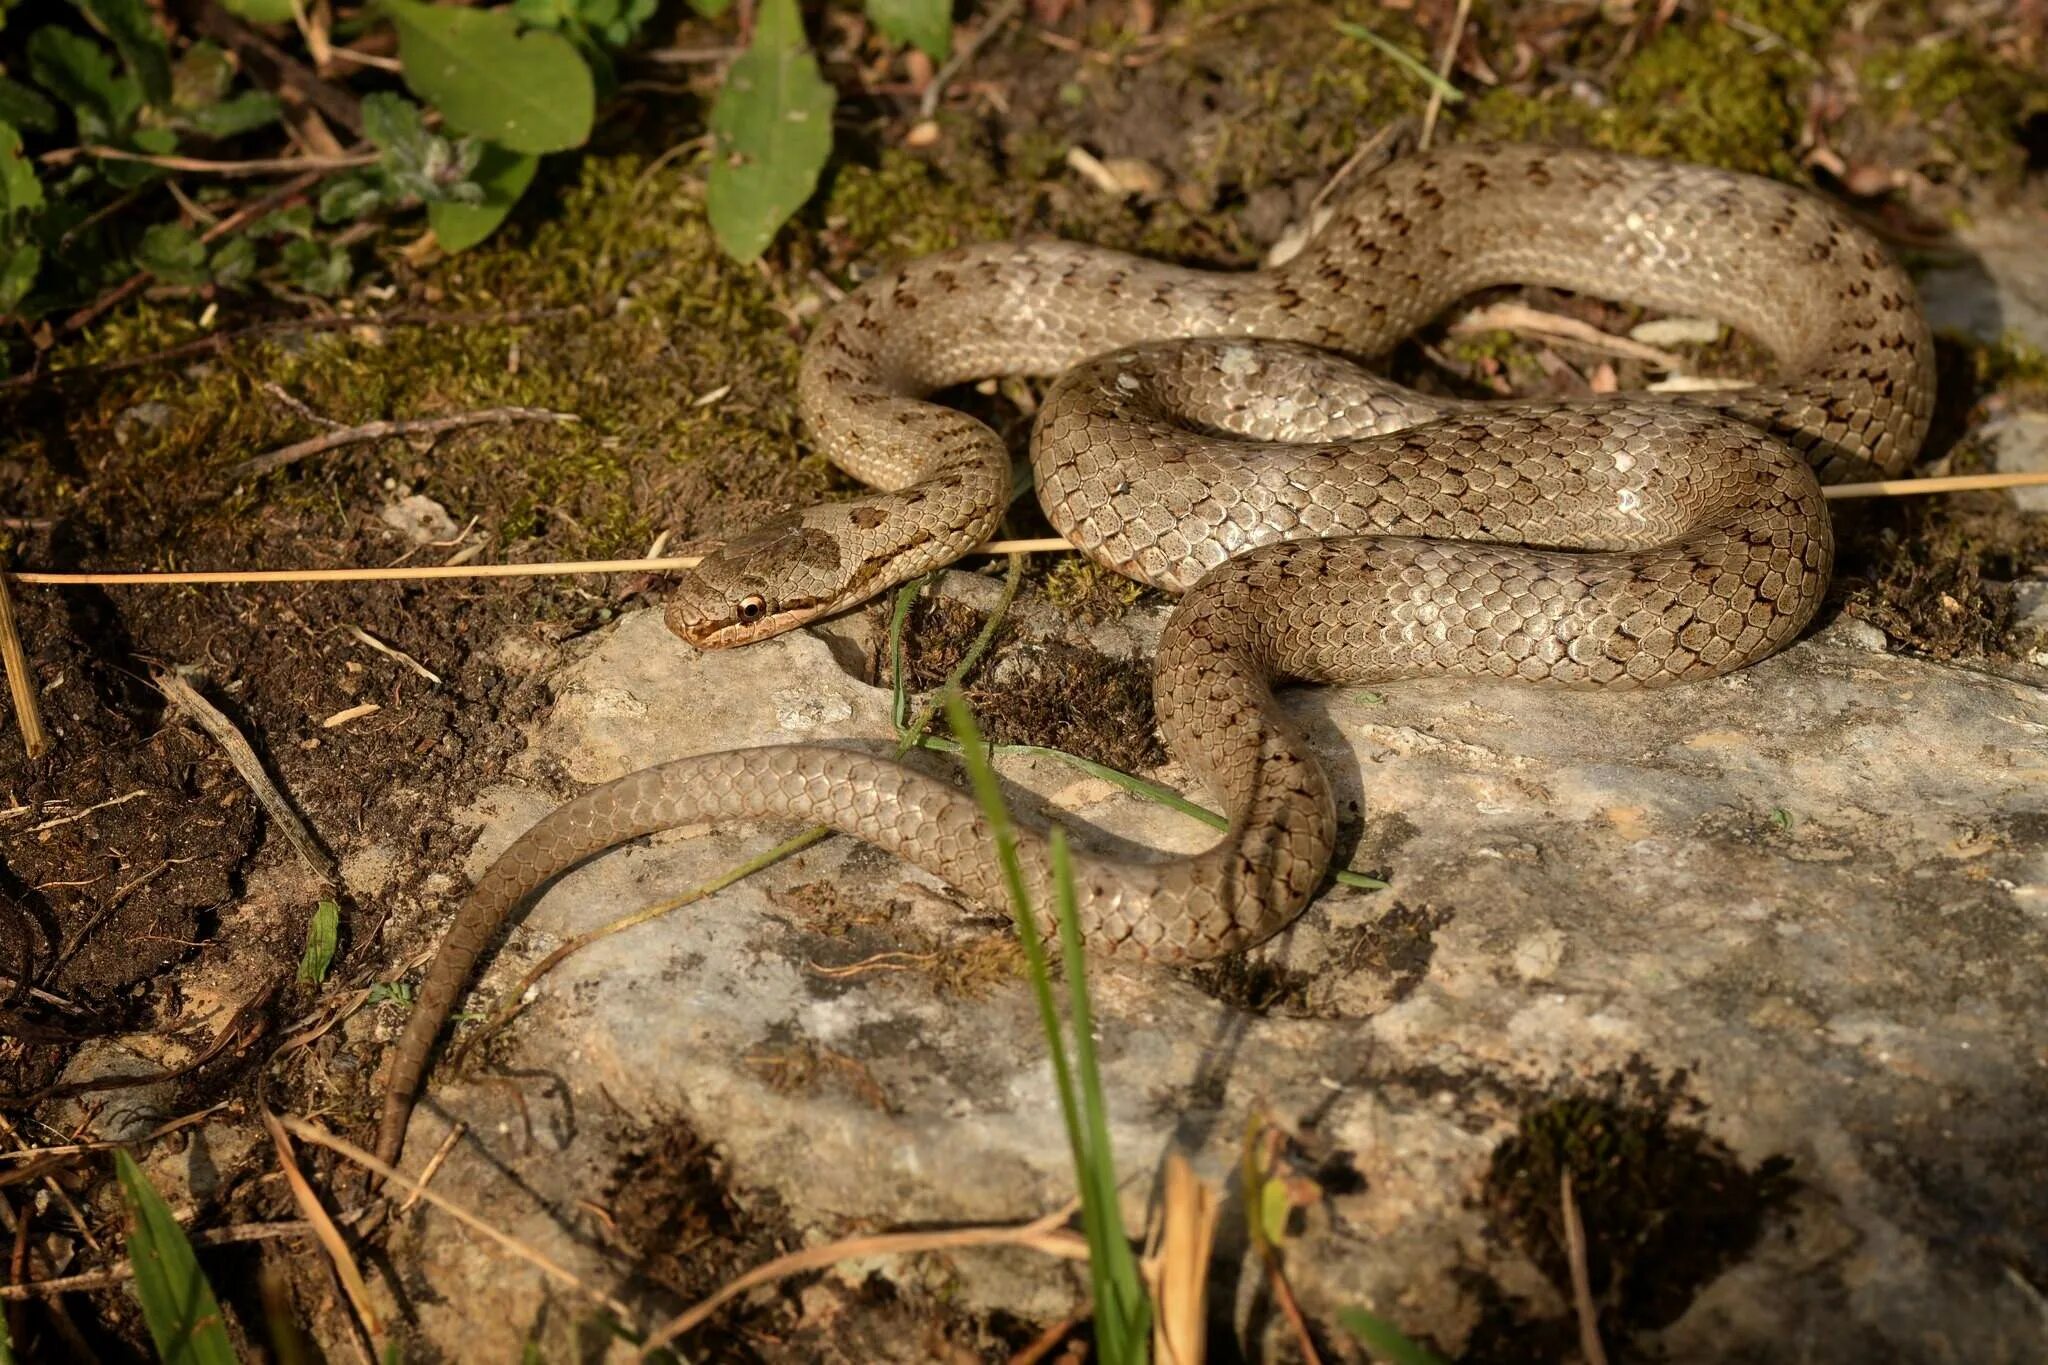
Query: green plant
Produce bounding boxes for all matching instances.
[116,1148,241,1364]
[296,898,340,985]
[0,0,949,341]
[944,689,1151,1362]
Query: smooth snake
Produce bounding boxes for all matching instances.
[375,140,1934,1164]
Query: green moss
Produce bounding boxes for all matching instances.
[1973,331,2048,402]
[25,152,814,577]
[823,139,1021,260]
[1859,39,2041,180]
[1485,1075,1798,1342]
[1599,18,1812,175]
[1469,1,1846,177]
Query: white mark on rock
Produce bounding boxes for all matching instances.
[774,687,854,732]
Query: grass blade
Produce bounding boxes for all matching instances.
[1050,829,1151,1356]
[115,1149,241,1365]
[1332,19,1465,102]
[296,898,339,986]
[945,692,1151,1363]
[1338,1306,1448,1365]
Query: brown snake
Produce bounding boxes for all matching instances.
[374,141,1933,1164]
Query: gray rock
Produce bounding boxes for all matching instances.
[49,1040,179,1145]
[1919,211,2048,349]
[385,587,2048,1362]
[378,492,461,546]
[1986,412,2048,513]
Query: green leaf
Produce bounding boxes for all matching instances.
[0,242,39,316]
[209,235,256,288]
[0,122,42,216]
[219,0,298,21]
[28,24,143,140]
[79,0,172,107]
[182,90,281,139]
[282,237,351,294]
[705,0,834,261]
[136,222,209,284]
[116,1149,241,1365]
[429,142,536,251]
[0,77,57,133]
[1331,19,1464,104]
[317,176,384,224]
[686,0,731,15]
[297,899,340,985]
[1338,1307,1449,1365]
[866,0,950,61]
[1258,1176,1291,1248]
[382,0,594,154]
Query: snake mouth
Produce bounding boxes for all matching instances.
[665,594,842,651]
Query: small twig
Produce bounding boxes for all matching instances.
[226,406,580,478]
[1419,0,1473,149]
[0,1102,230,1162]
[155,669,337,886]
[395,1121,465,1216]
[0,1219,326,1300]
[1561,1171,1608,1365]
[0,572,48,759]
[8,461,2047,593]
[261,1107,385,1353]
[259,380,346,430]
[644,1205,1086,1352]
[41,146,377,176]
[276,1114,637,1322]
[346,626,442,686]
[636,45,742,65]
[10,789,150,835]
[920,0,1026,119]
[1451,302,1688,371]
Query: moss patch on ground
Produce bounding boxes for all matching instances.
[1481,1072,1798,1349]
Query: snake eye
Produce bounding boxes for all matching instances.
[735,595,768,624]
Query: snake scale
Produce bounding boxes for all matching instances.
[375,140,1933,1164]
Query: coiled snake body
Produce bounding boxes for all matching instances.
[376,142,1933,1164]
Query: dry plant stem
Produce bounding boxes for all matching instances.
[1419,0,1473,149]
[155,670,338,886]
[261,1108,385,1354]
[1561,1171,1608,1365]
[0,1216,349,1299]
[0,573,48,759]
[0,1102,230,1163]
[643,1206,1088,1352]
[396,1122,466,1216]
[49,146,376,175]
[228,406,581,478]
[920,0,1026,118]
[1147,1153,1221,1365]
[10,467,2040,590]
[276,1114,637,1322]
[1452,301,1687,370]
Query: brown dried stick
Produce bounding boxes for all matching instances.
[0,572,47,759]
[155,669,337,886]
[227,406,580,478]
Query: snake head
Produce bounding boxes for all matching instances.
[665,509,859,650]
